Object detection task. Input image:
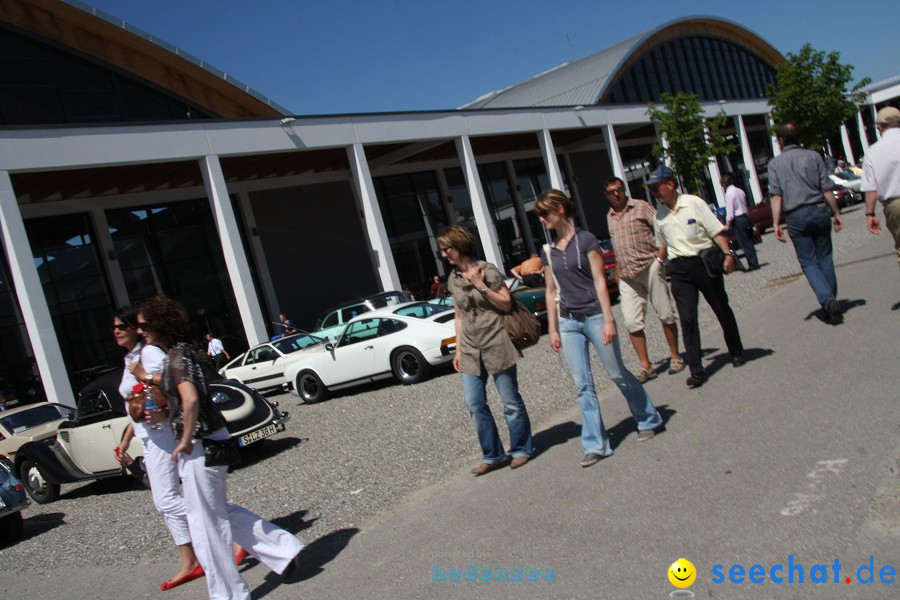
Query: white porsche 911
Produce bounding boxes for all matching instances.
[220,333,327,392]
[283,302,457,403]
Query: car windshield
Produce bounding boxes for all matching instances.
[393,303,452,319]
[0,404,71,434]
[273,334,325,354]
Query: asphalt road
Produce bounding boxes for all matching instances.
[3,212,898,599]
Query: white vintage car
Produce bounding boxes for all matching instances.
[284,302,457,403]
[220,333,327,392]
[13,371,289,504]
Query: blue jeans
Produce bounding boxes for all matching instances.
[559,314,663,456]
[785,204,837,307]
[461,363,533,462]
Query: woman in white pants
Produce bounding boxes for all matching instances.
[133,295,303,600]
[112,306,203,590]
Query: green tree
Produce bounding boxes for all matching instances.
[768,44,870,153]
[646,92,733,195]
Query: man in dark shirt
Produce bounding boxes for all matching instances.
[767,122,844,324]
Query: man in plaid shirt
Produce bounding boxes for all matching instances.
[605,176,684,382]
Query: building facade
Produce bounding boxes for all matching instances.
[1,1,897,406]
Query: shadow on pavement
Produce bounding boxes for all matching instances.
[531,420,580,459]
[803,297,866,323]
[702,346,775,380]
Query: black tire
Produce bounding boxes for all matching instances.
[391,347,430,384]
[295,370,328,403]
[19,459,59,504]
[0,512,25,544]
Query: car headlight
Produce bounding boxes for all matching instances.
[211,391,230,405]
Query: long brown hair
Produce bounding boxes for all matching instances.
[137,295,191,350]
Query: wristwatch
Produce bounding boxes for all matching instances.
[726,250,736,258]
[479,287,488,296]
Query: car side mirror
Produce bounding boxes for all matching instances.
[66,411,75,422]
[325,343,334,352]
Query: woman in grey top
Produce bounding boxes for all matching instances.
[537,189,663,468]
[437,225,533,476]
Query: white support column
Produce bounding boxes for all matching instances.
[90,206,130,308]
[538,129,564,190]
[0,171,74,406]
[346,143,402,292]
[704,126,725,207]
[735,115,764,204]
[856,111,871,154]
[767,114,781,157]
[455,135,505,271]
[505,160,536,257]
[199,155,268,347]
[602,124,630,196]
[236,190,280,326]
[839,124,855,165]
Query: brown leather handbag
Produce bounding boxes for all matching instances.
[504,299,542,350]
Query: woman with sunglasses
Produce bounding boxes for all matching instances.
[536,189,663,468]
[131,296,303,600]
[437,225,533,476]
[112,306,204,590]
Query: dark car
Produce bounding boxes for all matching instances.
[13,369,289,504]
[0,455,29,544]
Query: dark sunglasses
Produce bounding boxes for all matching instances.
[136,322,150,329]
[537,209,551,219]
[112,323,132,331]
[605,188,624,196]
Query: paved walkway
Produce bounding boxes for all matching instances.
[6,231,899,600]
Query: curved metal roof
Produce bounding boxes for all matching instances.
[461,16,786,109]
[1,0,291,117]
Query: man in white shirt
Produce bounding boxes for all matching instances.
[861,106,900,270]
[206,333,230,369]
[721,175,760,270]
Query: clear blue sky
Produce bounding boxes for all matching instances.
[80,0,897,116]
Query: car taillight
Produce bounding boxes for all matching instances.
[536,300,546,311]
[15,483,23,491]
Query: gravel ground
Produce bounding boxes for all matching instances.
[1,205,880,573]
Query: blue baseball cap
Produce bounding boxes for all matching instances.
[645,165,676,186]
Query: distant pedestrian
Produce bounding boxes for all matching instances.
[428,275,442,300]
[648,166,745,388]
[604,176,684,381]
[861,106,900,270]
[205,333,230,370]
[278,313,298,337]
[438,225,533,475]
[720,175,760,270]
[537,189,663,468]
[767,122,844,324]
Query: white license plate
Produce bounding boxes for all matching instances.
[239,424,278,447]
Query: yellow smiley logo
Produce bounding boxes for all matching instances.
[668,558,697,588]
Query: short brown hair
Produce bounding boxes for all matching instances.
[535,188,576,218]
[436,225,478,258]
[138,295,191,349]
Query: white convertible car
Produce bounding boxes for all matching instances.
[284,302,457,403]
[220,333,327,392]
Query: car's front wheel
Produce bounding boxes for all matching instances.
[391,347,430,384]
[19,459,60,504]
[296,370,328,403]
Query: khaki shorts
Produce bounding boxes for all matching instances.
[619,259,678,333]
[884,198,900,265]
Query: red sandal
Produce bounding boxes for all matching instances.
[160,565,205,591]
